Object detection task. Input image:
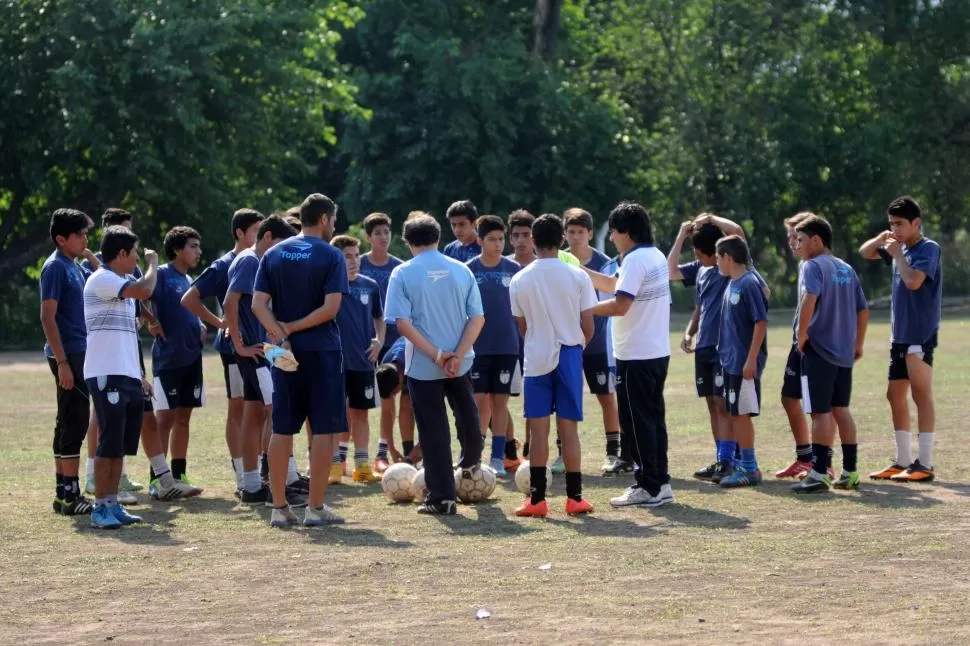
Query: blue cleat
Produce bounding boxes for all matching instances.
[489,457,507,477]
[91,504,122,530]
[110,503,143,525]
[719,468,762,488]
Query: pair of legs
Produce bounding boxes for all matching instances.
[48,353,90,513]
[222,352,246,484]
[582,353,622,463]
[879,342,936,478]
[153,357,205,479]
[615,357,670,497]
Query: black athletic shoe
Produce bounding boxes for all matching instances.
[60,495,95,515]
[264,486,308,509]
[417,500,457,515]
[710,461,733,484]
[53,498,62,514]
[602,457,634,476]
[288,475,310,494]
[240,486,271,504]
[693,462,718,481]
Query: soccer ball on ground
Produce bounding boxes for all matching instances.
[514,460,553,495]
[408,468,428,502]
[454,464,497,503]
[381,462,418,503]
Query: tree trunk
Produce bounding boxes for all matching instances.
[533,0,564,61]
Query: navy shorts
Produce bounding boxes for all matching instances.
[582,352,615,395]
[889,332,938,381]
[800,344,852,414]
[781,343,802,399]
[272,350,347,435]
[471,354,518,395]
[346,369,377,410]
[153,357,204,411]
[693,346,723,398]
[238,356,273,405]
[87,375,144,459]
[723,373,761,417]
[523,345,584,421]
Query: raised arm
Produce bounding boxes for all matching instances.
[581,265,618,294]
[121,249,159,301]
[859,230,892,260]
[667,221,694,281]
[693,213,745,238]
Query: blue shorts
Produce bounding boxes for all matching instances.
[271,350,347,435]
[523,345,584,421]
[87,376,144,459]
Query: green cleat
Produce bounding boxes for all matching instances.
[120,474,144,492]
[832,470,860,490]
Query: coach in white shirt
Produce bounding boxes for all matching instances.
[584,202,674,508]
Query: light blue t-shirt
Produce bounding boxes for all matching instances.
[802,253,868,368]
[384,250,484,381]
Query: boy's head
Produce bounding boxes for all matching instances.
[376,363,404,399]
[285,214,302,232]
[102,208,132,230]
[231,208,265,247]
[476,215,506,257]
[363,212,393,253]
[563,207,594,252]
[402,213,441,248]
[690,222,723,265]
[300,193,338,240]
[508,209,535,257]
[887,195,922,243]
[50,208,93,258]
[532,213,564,251]
[794,214,832,258]
[715,235,750,276]
[784,212,813,257]
[256,214,297,256]
[446,199,478,244]
[331,234,361,279]
[101,226,140,274]
[608,201,653,253]
[163,226,202,268]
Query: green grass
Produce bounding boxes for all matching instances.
[2,313,970,645]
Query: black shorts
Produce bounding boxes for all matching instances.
[723,373,761,417]
[153,357,205,411]
[47,352,90,459]
[470,354,518,395]
[221,352,244,399]
[238,356,273,405]
[693,346,723,398]
[781,344,802,399]
[86,375,144,459]
[346,369,377,410]
[889,332,938,381]
[136,343,153,413]
[272,350,346,435]
[582,352,616,395]
[800,344,852,414]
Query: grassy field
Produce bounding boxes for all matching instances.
[2,313,970,645]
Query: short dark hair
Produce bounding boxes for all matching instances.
[163,226,201,260]
[231,208,265,241]
[508,209,535,230]
[285,215,302,232]
[608,201,654,244]
[376,363,401,399]
[691,222,723,256]
[532,214,564,250]
[795,214,833,249]
[300,193,337,227]
[563,207,594,231]
[101,226,139,263]
[363,212,392,236]
[715,235,750,265]
[330,234,360,251]
[257,214,297,242]
[50,208,93,244]
[887,195,921,222]
[446,200,478,222]
[403,214,441,247]
[101,208,132,229]
[476,215,506,239]
[784,211,814,229]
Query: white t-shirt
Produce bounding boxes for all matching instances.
[612,246,671,361]
[83,268,142,380]
[509,258,597,377]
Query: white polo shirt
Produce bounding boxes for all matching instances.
[83,268,141,380]
[612,245,671,360]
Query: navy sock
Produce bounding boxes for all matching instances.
[522,441,530,458]
[796,444,813,463]
[565,471,583,502]
[740,447,758,472]
[504,440,518,460]
[811,444,831,475]
[606,432,620,457]
[842,443,858,473]
[402,440,414,457]
[171,459,186,480]
[55,473,64,500]
[260,453,269,479]
[376,439,388,460]
[490,435,507,461]
[63,476,80,502]
[717,440,737,465]
[530,465,546,504]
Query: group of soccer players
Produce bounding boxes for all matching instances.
[39,191,942,528]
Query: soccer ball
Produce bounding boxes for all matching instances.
[381,462,418,503]
[454,465,497,503]
[514,460,553,495]
[408,468,428,502]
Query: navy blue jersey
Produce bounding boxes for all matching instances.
[443,239,482,263]
[150,264,203,374]
[337,274,384,371]
[466,255,520,356]
[40,251,88,357]
[802,254,868,367]
[360,253,402,348]
[680,261,729,351]
[192,250,236,354]
[226,248,265,347]
[717,271,768,376]
[583,248,612,355]
[383,336,406,371]
[891,238,942,345]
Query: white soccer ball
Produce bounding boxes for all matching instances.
[381,462,418,503]
[408,468,428,502]
[454,465,497,503]
[514,460,553,495]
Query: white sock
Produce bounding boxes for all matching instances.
[121,457,128,476]
[286,456,299,485]
[232,458,244,489]
[918,432,935,468]
[86,457,95,479]
[243,470,262,493]
[306,449,312,477]
[150,454,175,487]
[894,430,912,466]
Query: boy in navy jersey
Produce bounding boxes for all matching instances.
[375,337,418,462]
[466,216,521,476]
[860,196,942,482]
[331,235,385,484]
[443,200,482,262]
[360,212,405,470]
[253,194,350,527]
[790,215,869,493]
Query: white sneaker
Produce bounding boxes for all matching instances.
[303,504,345,527]
[659,484,675,504]
[153,478,203,501]
[270,506,299,528]
[117,490,138,505]
[84,477,96,496]
[609,486,665,507]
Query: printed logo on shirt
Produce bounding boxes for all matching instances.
[281,241,313,261]
[832,265,853,285]
[499,370,511,385]
[359,292,370,305]
[428,270,450,283]
[729,288,741,305]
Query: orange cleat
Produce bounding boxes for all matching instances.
[869,463,907,480]
[889,461,935,483]
[515,498,549,518]
[775,460,811,479]
[503,457,522,473]
[565,498,594,515]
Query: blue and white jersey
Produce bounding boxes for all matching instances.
[83,268,140,380]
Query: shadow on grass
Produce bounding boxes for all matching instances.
[432,501,542,538]
[69,512,185,546]
[544,514,659,538]
[755,479,944,509]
